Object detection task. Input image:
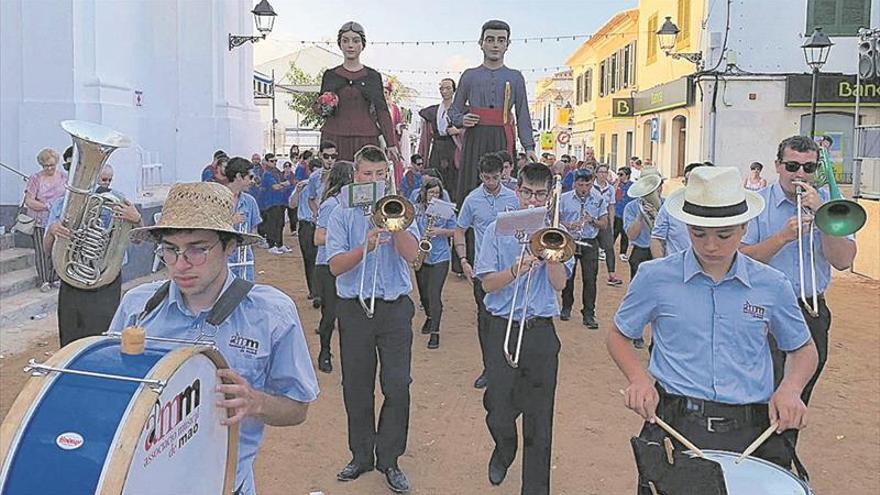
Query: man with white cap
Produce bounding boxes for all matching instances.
[607,167,818,490]
[108,182,319,495]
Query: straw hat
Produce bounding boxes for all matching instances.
[627,167,663,199]
[130,182,262,245]
[666,167,765,228]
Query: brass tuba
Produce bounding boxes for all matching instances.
[52,120,132,289]
[627,171,662,230]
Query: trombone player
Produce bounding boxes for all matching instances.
[740,135,858,447]
[325,145,420,493]
[474,163,574,494]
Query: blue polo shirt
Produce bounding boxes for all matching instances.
[741,182,848,295]
[559,189,607,240]
[108,271,319,495]
[261,170,290,208]
[399,171,423,201]
[592,182,616,212]
[315,195,341,266]
[475,220,575,319]
[415,211,456,265]
[457,185,520,258]
[623,199,655,248]
[615,181,634,217]
[326,205,421,300]
[297,169,324,222]
[651,202,691,256]
[228,192,262,281]
[614,250,811,404]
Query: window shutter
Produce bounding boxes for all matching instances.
[807,0,869,37]
[647,14,658,63]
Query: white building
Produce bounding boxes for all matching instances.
[0,0,262,214]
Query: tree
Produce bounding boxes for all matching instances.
[285,63,326,129]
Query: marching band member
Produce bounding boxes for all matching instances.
[108,182,318,495]
[475,162,574,494]
[313,160,354,373]
[413,177,457,349]
[224,157,262,281]
[650,162,712,259]
[740,135,857,446]
[607,167,818,492]
[454,152,520,389]
[302,141,339,307]
[592,164,623,286]
[326,145,420,493]
[558,168,608,328]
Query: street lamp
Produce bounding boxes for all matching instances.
[802,27,834,137]
[656,16,703,68]
[228,0,277,51]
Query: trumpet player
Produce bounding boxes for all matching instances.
[559,168,608,328]
[414,177,457,350]
[740,136,857,447]
[474,163,574,494]
[326,145,419,493]
[225,157,262,282]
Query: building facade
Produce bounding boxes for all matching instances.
[531,70,574,158]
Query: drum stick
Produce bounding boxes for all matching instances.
[618,389,704,457]
[735,422,778,464]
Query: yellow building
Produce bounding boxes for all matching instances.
[632,0,707,178]
[531,70,574,158]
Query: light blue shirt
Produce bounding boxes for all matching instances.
[623,199,652,248]
[415,210,457,265]
[475,220,574,319]
[614,250,811,404]
[296,169,323,222]
[559,189,607,240]
[228,192,262,282]
[315,195,341,266]
[741,182,845,295]
[592,182,616,208]
[651,202,691,256]
[108,271,319,495]
[457,185,520,258]
[326,205,420,300]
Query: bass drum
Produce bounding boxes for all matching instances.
[0,336,238,494]
[690,450,813,494]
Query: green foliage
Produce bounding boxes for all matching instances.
[285,62,326,129]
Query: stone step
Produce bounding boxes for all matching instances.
[0,268,40,298]
[0,248,35,274]
[0,285,57,331]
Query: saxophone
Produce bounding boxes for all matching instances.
[52,121,133,289]
[412,215,436,271]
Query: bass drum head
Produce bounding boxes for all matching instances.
[118,350,235,495]
[694,450,812,495]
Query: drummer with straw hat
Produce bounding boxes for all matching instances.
[109,182,319,495]
[606,167,818,491]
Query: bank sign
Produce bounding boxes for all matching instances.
[633,77,693,115]
[785,74,880,107]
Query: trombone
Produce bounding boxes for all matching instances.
[504,175,576,368]
[795,152,867,316]
[357,159,415,318]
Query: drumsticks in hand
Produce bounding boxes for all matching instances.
[619,389,705,458]
[735,422,779,464]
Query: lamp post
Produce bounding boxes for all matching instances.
[228,0,277,51]
[656,16,703,69]
[802,27,833,138]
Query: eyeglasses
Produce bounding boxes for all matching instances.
[617,172,626,176]
[518,187,550,201]
[157,240,221,266]
[322,153,338,160]
[561,159,570,164]
[782,161,818,174]
[269,159,277,163]
[415,161,424,166]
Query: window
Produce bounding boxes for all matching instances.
[806,0,871,37]
[628,42,637,86]
[584,69,593,102]
[599,134,606,163]
[611,133,619,168]
[599,61,606,97]
[576,74,583,105]
[647,13,659,64]
[610,52,618,94]
[676,0,691,49]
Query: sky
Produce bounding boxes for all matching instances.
[257,0,638,105]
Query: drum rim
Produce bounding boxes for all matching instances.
[0,336,101,486]
[688,449,812,492]
[98,345,239,495]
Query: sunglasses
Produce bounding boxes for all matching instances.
[322,153,338,159]
[782,161,818,174]
[269,159,277,163]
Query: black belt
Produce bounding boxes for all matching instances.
[341,295,406,304]
[492,314,552,330]
[432,134,453,141]
[659,388,767,433]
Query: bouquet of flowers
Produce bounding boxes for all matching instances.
[316,91,339,118]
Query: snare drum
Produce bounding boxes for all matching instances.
[0,336,238,495]
[690,450,812,494]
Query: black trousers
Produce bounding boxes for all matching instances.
[315,264,338,351]
[467,228,491,371]
[613,216,629,256]
[337,297,415,469]
[57,276,122,347]
[287,207,298,233]
[296,220,317,296]
[264,205,286,248]
[485,315,560,495]
[628,246,653,280]
[562,240,599,316]
[597,225,616,273]
[415,261,449,333]
[257,209,268,238]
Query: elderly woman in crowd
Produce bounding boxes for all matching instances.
[24,148,68,291]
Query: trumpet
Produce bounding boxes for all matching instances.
[357,158,415,318]
[228,214,253,275]
[504,175,575,368]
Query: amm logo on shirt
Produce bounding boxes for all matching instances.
[229,334,260,355]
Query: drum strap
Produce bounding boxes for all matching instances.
[137,279,255,326]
